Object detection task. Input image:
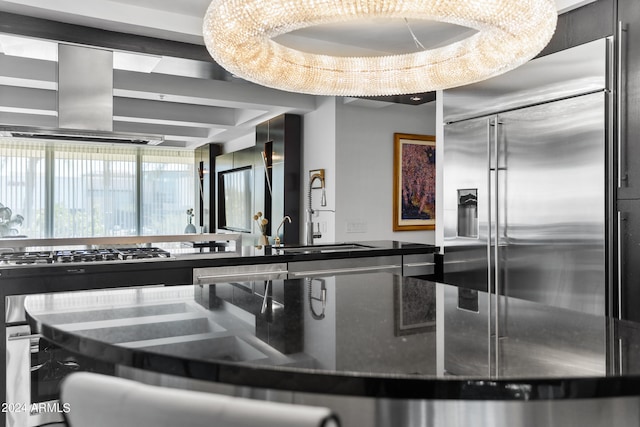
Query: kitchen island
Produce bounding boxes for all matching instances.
[23,272,640,427]
[0,240,437,427]
[0,240,438,290]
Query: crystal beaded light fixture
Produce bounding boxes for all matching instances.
[202,0,558,96]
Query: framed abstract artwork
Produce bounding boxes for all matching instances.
[393,133,436,231]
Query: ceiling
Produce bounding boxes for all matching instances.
[0,0,595,149]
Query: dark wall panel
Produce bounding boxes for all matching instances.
[215,115,301,244]
[539,0,615,57]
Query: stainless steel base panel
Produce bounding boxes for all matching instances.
[117,366,640,427]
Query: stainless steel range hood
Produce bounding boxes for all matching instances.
[0,125,163,144]
[0,44,164,145]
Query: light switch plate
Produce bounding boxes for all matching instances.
[346,220,367,233]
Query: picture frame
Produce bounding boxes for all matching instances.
[393,133,436,231]
[394,276,436,336]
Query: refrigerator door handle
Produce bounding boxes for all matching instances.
[486,115,502,376]
[617,20,628,188]
[486,117,494,376]
[493,116,501,374]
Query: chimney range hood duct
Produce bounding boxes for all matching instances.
[0,44,163,145]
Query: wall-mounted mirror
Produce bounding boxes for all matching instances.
[218,166,253,233]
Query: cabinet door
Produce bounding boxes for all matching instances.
[617,200,640,321]
[617,0,640,320]
[617,0,640,199]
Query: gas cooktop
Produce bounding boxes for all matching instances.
[0,248,171,265]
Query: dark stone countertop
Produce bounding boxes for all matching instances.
[0,240,438,279]
[24,272,640,401]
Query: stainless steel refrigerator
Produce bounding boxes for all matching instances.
[441,38,610,376]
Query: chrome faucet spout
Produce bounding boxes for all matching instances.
[274,216,292,246]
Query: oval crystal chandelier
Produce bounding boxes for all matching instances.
[203,0,557,96]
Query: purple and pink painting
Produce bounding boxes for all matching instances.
[393,134,436,231]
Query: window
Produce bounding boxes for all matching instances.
[0,139,195,238]
[141,150,195,235]
[53,145,137,237]
[0,141,45,238]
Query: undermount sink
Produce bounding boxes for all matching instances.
[275,243,374,254]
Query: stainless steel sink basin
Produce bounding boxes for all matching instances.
[275,243,374,254]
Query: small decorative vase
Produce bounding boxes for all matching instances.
[185,219,196,234]
[259,234,269,245]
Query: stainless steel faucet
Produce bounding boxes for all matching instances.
[305,170,326,245]
[273,216,292,247]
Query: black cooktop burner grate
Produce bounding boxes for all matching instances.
[0,251,54,264]
[53,249,121,263]
[0,247,171,265]
[115,247,171,260]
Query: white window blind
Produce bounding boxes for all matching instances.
[0,140,46,238]
[141,149,195,235]
[0,139,195,238]
[53,143,138,237]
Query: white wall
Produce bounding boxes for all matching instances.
[302,97,437,245]
[302,97,337,243]
[334,99,437,244]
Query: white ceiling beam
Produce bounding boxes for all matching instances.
[0,85,255,129]
[113,70,316,112]
[113,121,213,139]
[113,98,236,127]
[234,108,271,126]
[0,54,298,116]
[0,49,315,144]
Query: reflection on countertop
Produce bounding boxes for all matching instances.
[24,271,639,401]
